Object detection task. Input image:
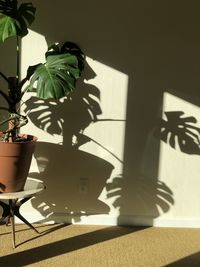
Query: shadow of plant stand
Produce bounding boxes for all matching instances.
[0,178,45,248]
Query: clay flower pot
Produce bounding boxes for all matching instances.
[0,134,37,192]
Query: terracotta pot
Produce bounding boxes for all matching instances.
[0,134,37,192]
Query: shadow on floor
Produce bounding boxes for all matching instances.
[166,251,200,267]
[0,225,146,266]
[16,223,71,247]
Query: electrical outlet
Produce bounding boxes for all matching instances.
[79,178,89,194]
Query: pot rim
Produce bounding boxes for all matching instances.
[0,132,38,144]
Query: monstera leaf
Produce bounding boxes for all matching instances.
[26,53,81,99]
[0,0,35,41]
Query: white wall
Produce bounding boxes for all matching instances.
[3,0,200,227]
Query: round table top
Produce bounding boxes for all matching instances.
[0,178,45,199]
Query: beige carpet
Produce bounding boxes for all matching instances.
[1,224,200,267]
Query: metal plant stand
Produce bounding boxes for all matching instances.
[0,178,45,248]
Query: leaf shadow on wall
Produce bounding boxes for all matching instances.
[105,174,174,222]
[25,62,115,223]
[154,111,200,155]
[23,0,184,225]
[113,111,200,221]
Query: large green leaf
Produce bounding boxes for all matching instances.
[0,0,35,41]
[61,42,85,72]
[0,15,18,41]
[27,53,81,100]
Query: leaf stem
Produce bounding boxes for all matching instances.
[16,35,20,81]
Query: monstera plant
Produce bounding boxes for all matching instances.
[0,0,85,192]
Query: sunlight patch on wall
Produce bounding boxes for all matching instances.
[21,29,47,78]
[81,57,128,174]
[80,57,128,215]
[19,31,128,219]
[162,92,200,119]
[157,91,200,217]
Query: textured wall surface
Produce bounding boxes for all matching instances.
[3,0,200,226]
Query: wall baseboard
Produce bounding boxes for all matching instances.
[15,212,200,228]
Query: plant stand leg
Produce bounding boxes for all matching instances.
[0,200,10,224]
[0,197,40,248]
[9,200,16,249]
[15,197,39,234]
